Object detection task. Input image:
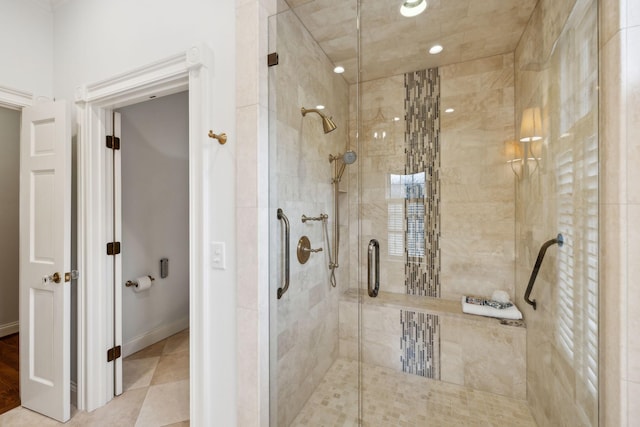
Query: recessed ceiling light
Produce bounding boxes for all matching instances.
[393,117,401,121]
[400,0,427,18]
[316,105,325,110]
[429,45,444,54]
[445,108,455,113]
[334,66,345,74]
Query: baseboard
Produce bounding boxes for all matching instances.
[122,316,189,358]
[0,321,19,338]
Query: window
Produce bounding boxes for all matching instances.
[388,172,426,258]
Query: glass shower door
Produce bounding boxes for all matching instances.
[267,3,360,425]
[355,0,599,426]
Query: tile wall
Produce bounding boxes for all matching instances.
[349,53,515,302]
[514,0,599,425]
[267,8,351,427]
[599,0,640,425]
[339,292,526,399]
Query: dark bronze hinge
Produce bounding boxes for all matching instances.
[106,242,121,255]
[107,345,121,362]
[106,135,120,150]
[267,52,279,67]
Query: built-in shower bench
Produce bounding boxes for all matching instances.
[339,289,527,399]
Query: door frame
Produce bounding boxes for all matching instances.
[75,45,213,423]
[0,85,33,110]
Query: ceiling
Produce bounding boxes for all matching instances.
[283,0,538,83]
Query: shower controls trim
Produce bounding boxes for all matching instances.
[297,236,322,264]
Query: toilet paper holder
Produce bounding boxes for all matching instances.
[125,275,155,288]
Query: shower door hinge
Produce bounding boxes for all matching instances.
[267,52,279,67]
[106,242,121,255]
[107,345,121,362]
[106,135,120,150]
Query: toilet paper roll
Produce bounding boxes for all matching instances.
[133,276,153,293]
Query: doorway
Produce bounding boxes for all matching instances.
[0,106,21,415]
[115,92,190,425]
[72,47,215,422]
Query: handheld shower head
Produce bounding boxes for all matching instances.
[342,150,357,164]
[301,107,337,134]
[332,150,357,182]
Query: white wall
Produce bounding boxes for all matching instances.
[0,107,20,336]
[118,92,189,352]
[52,0,237,423]
[0,0,53,98]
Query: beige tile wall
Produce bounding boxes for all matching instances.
[439,54,516,300]
[599,0,640,426]
[348,54,516,301]
[267,8,352,427]
[236,0,272,425]
[339,292,526,399]
[515,0,599,425]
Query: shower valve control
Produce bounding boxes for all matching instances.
[211,241,226,270]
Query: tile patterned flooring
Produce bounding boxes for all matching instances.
[0,329,189,427]
[1,336,538,426]
[292,358,538,427]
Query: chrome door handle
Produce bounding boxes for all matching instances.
[368,239,380,297]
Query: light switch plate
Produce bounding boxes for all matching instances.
[211,241,226,270]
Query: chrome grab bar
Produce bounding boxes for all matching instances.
[524,233,563,310]
[368,239,380,297]
[277,208,290,299]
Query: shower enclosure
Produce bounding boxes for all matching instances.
[269,0,599,425]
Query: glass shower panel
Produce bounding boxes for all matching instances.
[356,0,598,426]
[515,0,599,425]
[268,3,359,425]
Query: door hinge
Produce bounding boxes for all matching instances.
[106,242,121,255]
[106,135,120,150]
[267,52,279,67]
[107,345,121,362]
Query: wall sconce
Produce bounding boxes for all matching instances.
[509,107,542,179]
[519,107,542,142]
[506,139,524,179]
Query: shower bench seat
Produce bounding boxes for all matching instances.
[339,289,527,399]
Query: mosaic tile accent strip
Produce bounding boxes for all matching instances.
[400,310,440,379]
[404,68,441,297]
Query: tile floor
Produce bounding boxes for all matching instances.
[291,358,538,427]
[0,329,189,427]
[1,337,538,426]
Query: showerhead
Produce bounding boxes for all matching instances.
[332,150,357,182]
[301,107,337,134]
[342,150,357,164]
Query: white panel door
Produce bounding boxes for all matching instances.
[19,100,71,422]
